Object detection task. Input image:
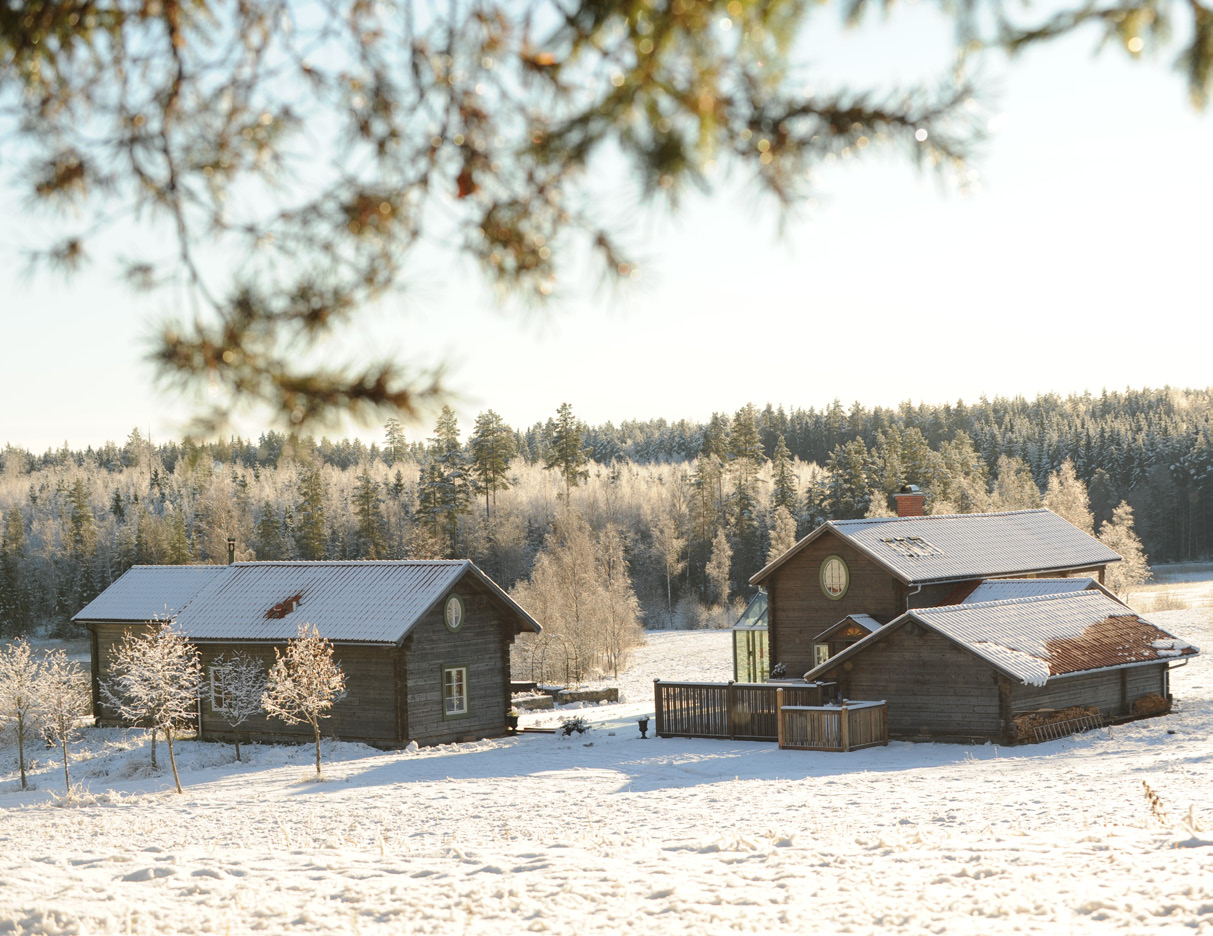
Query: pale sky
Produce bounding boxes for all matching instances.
[2,9,1210,452]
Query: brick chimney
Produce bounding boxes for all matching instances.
[894,484,925,517]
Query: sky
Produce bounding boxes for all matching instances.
[2,6,1211,452]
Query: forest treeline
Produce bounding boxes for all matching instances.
[0,386,1209,642]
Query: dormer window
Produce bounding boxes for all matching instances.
[265,593,303,619]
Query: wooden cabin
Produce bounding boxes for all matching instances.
[800,591,1197,743]
[749,501,1123,676]
[75,560,540,747]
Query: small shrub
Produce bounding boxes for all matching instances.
[559,716,590,736]
[1149,590,1189,612]
[1142,780,1169,826]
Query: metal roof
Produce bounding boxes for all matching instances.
[72,565,227,623]
[960,578,1101,604]
[813,613,883,642]
[805,591,1198,687]
[752,510,1122,587]
[172,560,539,643]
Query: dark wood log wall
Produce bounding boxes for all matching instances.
[820,625,1005,741]
[767,532,903,674]
[403,580,512,745]
[1011,664,1166,720]
[196,643,400,745]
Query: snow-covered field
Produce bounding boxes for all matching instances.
[3,612,1211,936]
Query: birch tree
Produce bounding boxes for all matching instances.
[38,649,91,797]
[102,622,204,794]
[209,651,268,762]
[262,623,346,779]
[0,638,40,789]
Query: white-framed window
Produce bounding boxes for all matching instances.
[813,644,830,666]
[442,665,468,718]
[209,664,232,712]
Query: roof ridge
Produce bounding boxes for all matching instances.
[831,508,1049,527]
[230,559,467,567]
[919,590,1108,614]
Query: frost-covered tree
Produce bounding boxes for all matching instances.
[991,455,1041,511]
[102,622,204,794]
[705,529,733,605]
[1044,460,1095,534]
[262,623,347,779]
[649,508,687,626]
[209,651,268,762]
[766,506,799,566]
[38,649,91,797]
[0,638,41,789]
[1100,502,1152,598]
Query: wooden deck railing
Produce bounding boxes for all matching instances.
[653,680,833,742]
[776,694,888,752]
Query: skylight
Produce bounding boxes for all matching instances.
[879,536,944,559]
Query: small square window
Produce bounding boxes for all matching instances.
[813,644,830,666]
[443,665,468,718]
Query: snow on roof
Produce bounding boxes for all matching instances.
[173,560,539,643]
[804,591,1199,686]
[960,578,1101,604]
[813,613,883,642]
[914,592,1198,685]
[73,565,227,623]
[752,509,1121,587]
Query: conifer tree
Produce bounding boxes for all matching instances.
[384,419,407,466]
[469,409,516,525]
[545,403,589,501]
[352,466,387,559]
[420,407,471,556]
[254,501,288,560]
[770,435,799,515]
[825,439,872,519]
[0,508,27,635]
[296,466,328,560]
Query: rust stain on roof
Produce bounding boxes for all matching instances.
[265,593,304,620]
[1046,614,1198,677]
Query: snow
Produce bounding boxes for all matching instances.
[2,613,1212,935]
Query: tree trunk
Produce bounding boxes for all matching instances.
[149,726,158,767]
[60,733,70,795]
[234,729,241,763]
[313,721,322,778]
[166,730,183,794]
[17,712,27,791]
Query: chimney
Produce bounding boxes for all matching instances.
[894,484,925,517]
[227,536,237,565]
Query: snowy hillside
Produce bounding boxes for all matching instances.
[2,610,1210,935]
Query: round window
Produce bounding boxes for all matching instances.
[820,556,850,600]
[444,594,465,631]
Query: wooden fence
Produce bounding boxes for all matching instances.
[653,680,887,752]
[777,696,888,752]
[653,680,832,741]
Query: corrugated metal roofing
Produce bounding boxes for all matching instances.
[803,591,1199,686]
[813,613,883,642]
[752,510,1121,586]
[72,565,227,623]
[913,592,1198,685]
[961,578,1099,604]
[172,560,539,643]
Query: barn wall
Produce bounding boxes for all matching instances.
[768,532,903,675]
[404,579,513,745]
[818,625,1005,741]
[197,643,401,745]
[1011,664,1168,720]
